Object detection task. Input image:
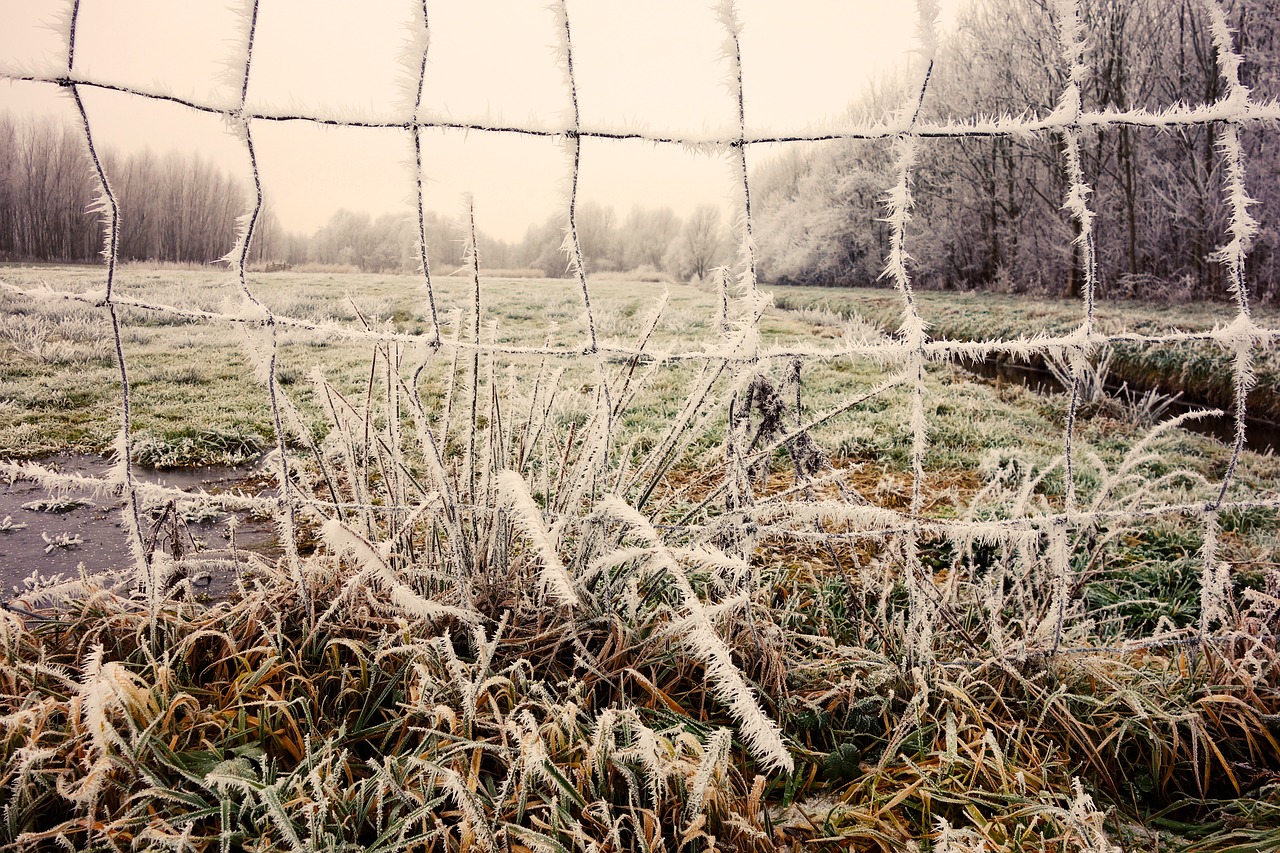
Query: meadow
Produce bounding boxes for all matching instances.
[0,264,1278,851]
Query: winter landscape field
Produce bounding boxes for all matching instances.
[2,0,1280,850]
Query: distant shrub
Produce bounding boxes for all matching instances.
[287,262,363,275]
[444,267,548,279]
[593,265,674,283]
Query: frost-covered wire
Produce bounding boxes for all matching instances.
[62,0,152,624]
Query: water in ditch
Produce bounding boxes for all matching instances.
[0,454,279,603]
[962,359,1279,454]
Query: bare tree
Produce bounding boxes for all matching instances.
[664,205,727,282]
[620,206,680,271]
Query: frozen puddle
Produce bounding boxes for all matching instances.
[0,454,280,601]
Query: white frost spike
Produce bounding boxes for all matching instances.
[238,325,275,385]
[547,0,575,108]
[221,0,258,102]
[86,188,116,264]
[108,427,150,600]
[1042,524,1073,651]
[75,645,150,756]
[61,644,155,807]
[600,712,669,805]
[714,0,746,101]
[1199,514,1231,636]
[396,0,432,121]
[914,0,940,62]
[498,470,580,608]
[50,1,76,69]
[236,293,272,326]
[880,136,927,349]
[220,206,259,271]
[41,531,83,553]
[934,818,989,853]
[685,728,731,820]
[1203,0,1248,105]
[586,707,620,782]
[1052,0,1088,86]
[1065,778,1124,853]
[434,765,497,853]
[1214,122,1258,308]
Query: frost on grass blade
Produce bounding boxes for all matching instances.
[498,471,580,609]
[597,496,794,773]
[320,519,481,624]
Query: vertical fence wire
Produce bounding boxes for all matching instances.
[551,0,613,486]
[1054,0,1100,532]
[408,0,442,350]
[1204,0,1257,507]
[551,0,597,355]
[63,0,152,622]
[716,0,758,305]
[226,0,310,617]
[1049,0,1101,654]
[1199,0,1260,640]
[878,1,942,667]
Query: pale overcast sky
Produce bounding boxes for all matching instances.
[0,1,959,242]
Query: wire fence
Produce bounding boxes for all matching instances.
[2,0,1278,664]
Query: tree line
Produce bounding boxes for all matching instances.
[752,0,1280,302]
[0,112,284,265]
[510,203,731,281]
[6,0,1277,300]
[1,110,734,282]
[272,201,732,280]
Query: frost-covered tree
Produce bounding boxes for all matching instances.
[908,0,1069,293]
[754,141,892,286]
[753,0,1280,301]
[574,202,621,271]
[621,205,680,271]
[308,209,489,273]
[664,205,728,282]
[0,114,99,262]
[0,112,270,265]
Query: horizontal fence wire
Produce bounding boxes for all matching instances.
[7,72,1280,138]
